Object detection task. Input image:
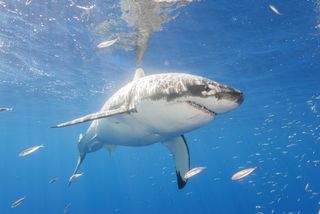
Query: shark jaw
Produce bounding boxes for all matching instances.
[185,100,216,117]
[174,83,244,117]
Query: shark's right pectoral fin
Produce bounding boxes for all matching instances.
[51,107,135,128]
[162,135,190,189]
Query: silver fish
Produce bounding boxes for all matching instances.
[25,0,32,5]
[0,107,13,112]
[64,203,71,213]
[48,177,59,184]
[11,196,26,208]
[269,5,282,15]
[19,145,44,157]
[68,172,84,186]
[97,37,118,48]
[76,5,95,11]
[231,167,257,180]
[184,166,206,179]
[154,0,177,3]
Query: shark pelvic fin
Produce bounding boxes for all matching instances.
[104,144,117,155]
[51,107,135,128]
[162,135,190,189]
[133,68,145,81]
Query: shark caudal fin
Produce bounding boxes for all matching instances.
[162,135,190,189]
[68,153,86,187]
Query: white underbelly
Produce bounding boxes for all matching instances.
[95,116,164,146]
[92,99,214,146]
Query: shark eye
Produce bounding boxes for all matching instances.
[204,85,211,92]
[201,85,212,96]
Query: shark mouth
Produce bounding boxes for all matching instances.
[186,101,216,116]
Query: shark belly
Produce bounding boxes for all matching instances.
[94,99,215,146]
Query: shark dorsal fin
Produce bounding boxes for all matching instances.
[133,68,145,81]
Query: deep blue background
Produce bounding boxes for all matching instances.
[0,0,319,213]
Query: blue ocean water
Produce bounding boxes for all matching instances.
[0,0,320,213]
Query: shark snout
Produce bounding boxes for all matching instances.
[224,88,244,106]
[216,87,244,105]
[236,91,244,105]
[205,86,244,114]
[230,89,244,106]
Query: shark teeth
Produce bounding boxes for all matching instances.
[186,101,216,116]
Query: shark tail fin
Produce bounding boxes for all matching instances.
[68,153,86,187]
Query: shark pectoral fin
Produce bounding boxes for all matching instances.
[162,135,190,189]
[51,107,135,128]
[68,153,86,187]
[104,144,117,155]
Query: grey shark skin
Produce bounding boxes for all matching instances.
[53,68,244,189]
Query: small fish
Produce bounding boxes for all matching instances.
[25,0,32,5]
[11,196,26,208]
[97,37,118,49]
[76,5,95,11]
[305,183,312,192]
[48,177,59,184]
[231,167,257,180]
[269,5,282,15]
[19,145,44,157]
[184,166,206,179]
[64,203,71,213]
[154,0,177,3]
[68,172,84,186]
[0,107,13,112]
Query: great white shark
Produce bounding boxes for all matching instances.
[52,68,244,189]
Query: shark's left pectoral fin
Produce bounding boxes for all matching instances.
[51,107,135,128]
[162,135,190,189]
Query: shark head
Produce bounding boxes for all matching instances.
[130,73,244,136]
[180,77,244,115]
[145,73,244,116]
